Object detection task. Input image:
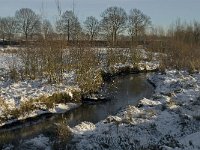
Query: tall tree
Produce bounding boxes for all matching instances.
[15,8,41,41]
[56,10,81,42]
[0,17,6,45]
[2,17,17,42]
[41,19,53,39]
[101,6,127,47]
[128,9,151,45]
[84,16,100,42]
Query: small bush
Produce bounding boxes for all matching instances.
[77,69,103,95]
[9,68,19,81]
[9,108,21,119]
[34,92,75,110]
[50,93,72,104]
[71,90,82,102]
[19,100,36,117]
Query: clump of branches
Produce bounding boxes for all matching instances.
[74,45,103,96]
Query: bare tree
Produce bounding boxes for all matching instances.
[101,6,127,47]
[0,17,6,46]
[128,9,151,45]
[2,17,17,42]
[193,21,200,45]
[71,17,81,42]
[15,8,41,42]
[84,16,100,42]
[56,10,81,42]
[55,0,62,17]
[41,19,53,39]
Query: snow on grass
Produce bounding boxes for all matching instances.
[72,122,96,134]
[0,103,80,127]
[0,69,79,126]
[0,46,19,52]
[22,135,50,148]
[0,76,77,107]
[50,103,78,114]
[67,70,200,149]
[179,132,200,149]
[2,134,51,150]
[18,134,51,150]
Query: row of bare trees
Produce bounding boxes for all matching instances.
[0,7,151,47]
[55,6,151,47]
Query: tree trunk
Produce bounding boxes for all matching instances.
[67,20,70,42]
[131,35,134,48]
[114,31,117,47]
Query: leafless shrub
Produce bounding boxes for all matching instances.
[74,46,103,95]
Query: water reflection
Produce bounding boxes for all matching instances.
[0,73,154,147]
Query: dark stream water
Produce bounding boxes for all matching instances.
[0,73,154,149]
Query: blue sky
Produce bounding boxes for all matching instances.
[0,0,200,28]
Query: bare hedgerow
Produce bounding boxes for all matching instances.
[162,20,200,71]
[16,39,68,83]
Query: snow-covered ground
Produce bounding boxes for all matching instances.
[0,50,79,126]
[3,70,200,149]
[0,47,162,150]
[0,72,76,107]
[65,70,200,149]
[0,71,79,127]
[2,135,51,150]
[0,48,160,127]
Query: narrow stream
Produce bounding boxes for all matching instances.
[0,73,154,149]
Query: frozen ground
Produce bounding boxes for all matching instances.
[66,70,200,149]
